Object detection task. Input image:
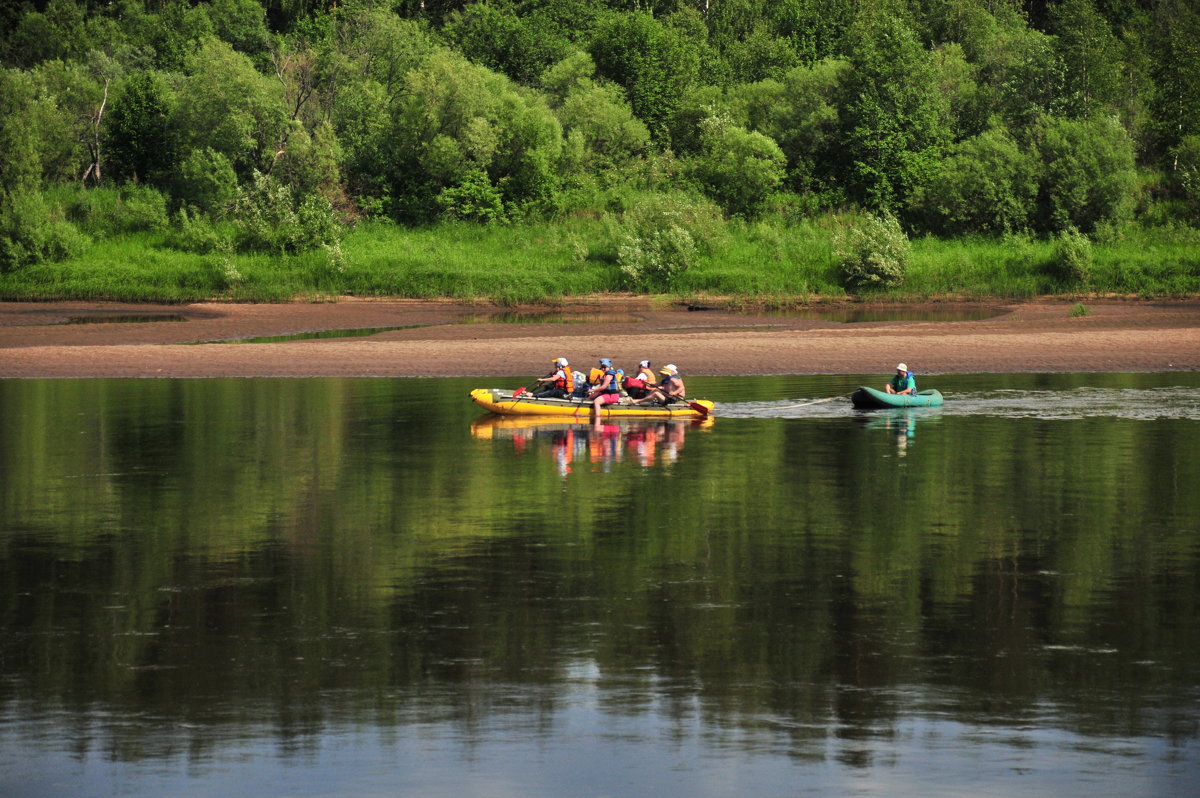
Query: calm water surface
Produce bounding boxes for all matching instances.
[1,373,1198,798]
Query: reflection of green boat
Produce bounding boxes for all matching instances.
[850,386,944,408]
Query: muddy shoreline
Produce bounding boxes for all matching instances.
[1,297,1197,378]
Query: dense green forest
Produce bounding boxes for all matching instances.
[2,0,1199,300]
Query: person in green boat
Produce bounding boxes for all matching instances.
[885,363,917,395]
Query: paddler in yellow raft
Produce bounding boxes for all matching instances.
[586,358,622,416]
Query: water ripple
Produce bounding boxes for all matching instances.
[719,386,1200,421]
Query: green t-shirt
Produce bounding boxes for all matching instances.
[889,372,916,393]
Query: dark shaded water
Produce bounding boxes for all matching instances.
[1,373,1198,797]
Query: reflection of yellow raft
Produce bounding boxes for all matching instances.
[470,414,713,438]
[469,389,715,419]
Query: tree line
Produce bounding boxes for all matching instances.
[2,0,1198,287]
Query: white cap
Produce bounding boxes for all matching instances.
[639,360,650,368]
[555,357,568,367]
[896,363,908,372]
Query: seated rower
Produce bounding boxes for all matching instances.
[631,364,685,405]
[623,360,656,400]
[884,362,916,395]
[534,358,573,399]
[587,358,622,415]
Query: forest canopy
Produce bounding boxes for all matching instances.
[1,0,1198,297]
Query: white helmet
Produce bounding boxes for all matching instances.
[555,357,569,367]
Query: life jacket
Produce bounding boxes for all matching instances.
[588,367,604,386]
[636,367,655,384]
[603,368,620,394]
[553,367,571,392]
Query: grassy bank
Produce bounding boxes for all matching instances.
[1,217,1198,304]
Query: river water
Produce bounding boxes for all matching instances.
[1,373,1198,797]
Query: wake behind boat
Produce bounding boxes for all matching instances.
[470,388,715,419]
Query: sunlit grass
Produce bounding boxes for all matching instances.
[1,216,1196,303]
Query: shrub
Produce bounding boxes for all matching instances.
[435,170,506,223]
[1047,226,1093,285]
[232,171,343,253]
[614,192,725,290]
[0,191,89,272]
[65,185,170,236]
[167,207,231,254]
[1174,135,1200,219]
[834,212,911,289]
[176,147,238,217]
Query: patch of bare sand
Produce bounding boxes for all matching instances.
[1,297,1197,378]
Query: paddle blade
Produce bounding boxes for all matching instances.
[686,400,709,417]
[513,387,526,397]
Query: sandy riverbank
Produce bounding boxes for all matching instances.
[1,297,1197,378]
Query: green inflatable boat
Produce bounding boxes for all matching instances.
[850,386,944,409]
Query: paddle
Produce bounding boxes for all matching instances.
[511,376,544,399]
[681,397,710,417]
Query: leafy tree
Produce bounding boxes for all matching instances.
[106,70,174,186]
[1033,113,1136,233]
[325,8,438,207]
[4,0,95,68]
[144,1,215,72]
[1051,0,1123,118]
[542,51,650,176]
[721,23,800,83]
[0,69,43,197]
[909,123,1038,235]
[588,10,701,142]
[837,7,952,211]
[727,58,848,196]
[383,49,564,219]
[939,1,1065,131]
[443,2,570,86]
[1149,0,1200,163]
[17,59,108,186]
[766,0,854,64]
[210,0,270,57]
[687,112,786,218]
[171,37,289,181]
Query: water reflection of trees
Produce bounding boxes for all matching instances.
[0,378,1197,765]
